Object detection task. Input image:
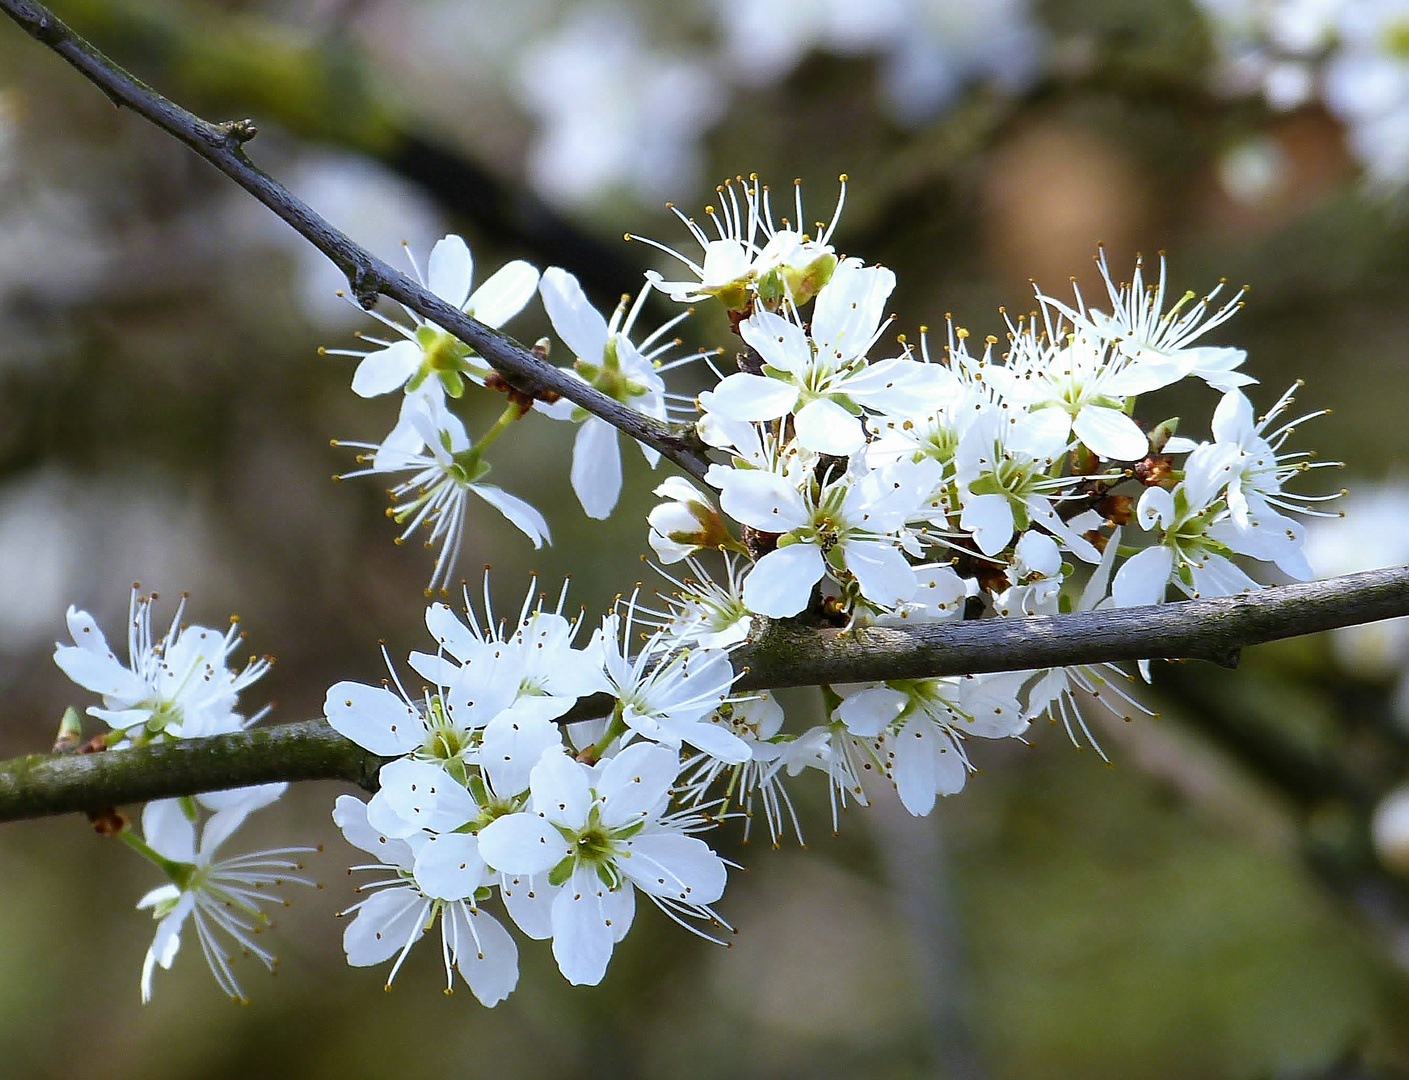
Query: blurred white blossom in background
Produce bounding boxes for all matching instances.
[713,0,1045,124]
[1199,0,1409,185]
[0,470,223,653]
[515,5,724,206]
[241,150,445,327]
[1305,481,1409,713]
[503,0,1046,207]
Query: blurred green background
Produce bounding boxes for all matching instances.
[3,0,1409,1076]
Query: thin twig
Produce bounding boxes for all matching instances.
[0,0,712,481]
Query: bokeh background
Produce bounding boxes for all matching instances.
[4,0,1409,1076]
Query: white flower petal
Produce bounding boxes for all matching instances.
[351,340,422,398]
[1111,546,1175,608]
[466,260,539,326]
[1072,405,1149,461]
[477,812,571,875]
[324,681,424,757]
[959,493,1015,557]
[836,685,908,737]
[716,469,810,532]
[843,539,919,609]
[570,418,622,520]
[540,267,608,362]
[428,235,474,308]
[698,372,799,422]
[550,866,618,986]
[343,887,426,968]
[446,904,519,1006]
[619,832,727,904]
[473,484,552,548]
[738,309,811,373]
[742,543,826,617]
[414,833,489,901]
[793,397,865,455]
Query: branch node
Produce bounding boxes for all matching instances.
[349,262,383,309]
[216,118,258,148]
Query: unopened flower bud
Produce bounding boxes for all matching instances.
[1147,416,1180,453]
[1134,454,1176,487]
[647,478,730,563]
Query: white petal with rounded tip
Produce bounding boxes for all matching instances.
[480,712,563,797]
[811,260,894,364]
[959,493,1015,557]
[596,743,677,826]
[742,543,826,617]
[414,833,489,901]
[1073,405,1149,461]
[844,539,918,608]
[570,418,622,520]
[424,603,479,661]
[716,470,809,532]
[699,239,750,287]
[466,260,539,325]
[325,681,423,756]
[53,646,147,702]
[351,339,422,398]
[500,872,557,939]
[793,397,865,455]
[837,685,909,737]
[551,866,618,985]
[1211,389,1255,445]
[620,832,726,903]
[477,812,571,875]
[1015,531,1062,578]
[529,749,593,827]
[64,606,111,655]
[196,783,286,816]
[699,372,799,422]
[843,357,950,412]
[540,267,608,361]
[891,719,966,815]
[377,758,480,834]
[343,888,427,968]
[333,794,414,864]
[473,484,551,548]
[1111,546,1174,608]
[739,309,811,373]
[446,904,519,1006]
[428,235,474,308]
[663,718,751,764]
[142,799,196,864]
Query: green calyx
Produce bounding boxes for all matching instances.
[410,327,472,398]
[577,337,649,404]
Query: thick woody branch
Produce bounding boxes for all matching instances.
[0,721,383,823]
[0,0,712,482]
[3,566,1408,824]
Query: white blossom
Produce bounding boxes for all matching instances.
[133,785,310,1003]
[477,744,727,986]
[54,589,270,744]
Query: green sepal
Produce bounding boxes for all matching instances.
[547,855,576,888]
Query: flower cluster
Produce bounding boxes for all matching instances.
[54,591,312,1002]
[54,172,1340,1007]
[325,579,736,999]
